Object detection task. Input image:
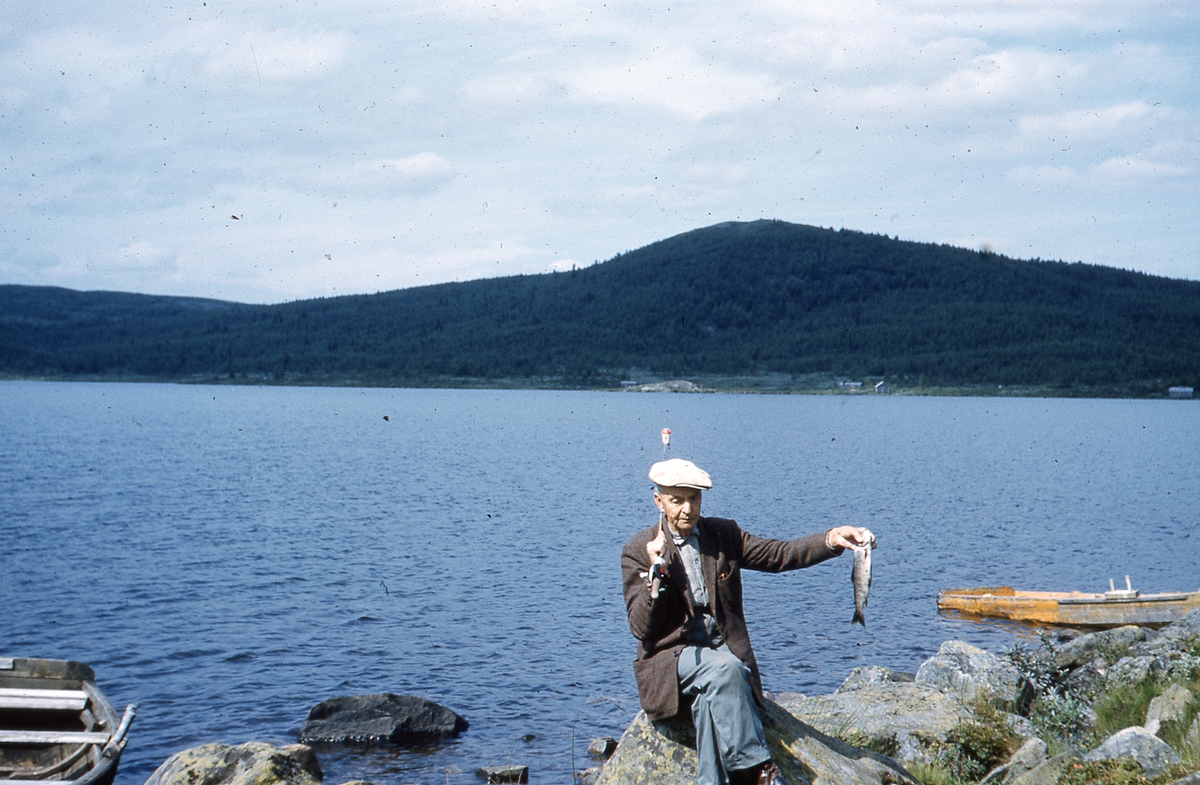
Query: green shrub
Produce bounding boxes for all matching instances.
[934,698,1023,782]
[1030,691,1092,745]
[1006,637,1059,696]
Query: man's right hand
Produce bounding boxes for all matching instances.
[646,523,667,564]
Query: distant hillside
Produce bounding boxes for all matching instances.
[2,220,1199,393]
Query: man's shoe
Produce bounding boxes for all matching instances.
[757,760,790,785]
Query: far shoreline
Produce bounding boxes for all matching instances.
[1,373,1194,400]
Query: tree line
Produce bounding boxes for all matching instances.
[2,220,1198,392]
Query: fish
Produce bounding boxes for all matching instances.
[851,543,872,626]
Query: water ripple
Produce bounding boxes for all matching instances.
[3,383,1198,784]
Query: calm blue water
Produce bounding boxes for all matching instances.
[2,382,1197,785]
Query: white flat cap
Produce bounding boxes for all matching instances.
[649,458,712,490]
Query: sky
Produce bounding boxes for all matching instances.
[1,0,1197,304]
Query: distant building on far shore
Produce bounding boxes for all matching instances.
[874,381,890,394]
[1169,386,1194,398]
[836,381,863,389]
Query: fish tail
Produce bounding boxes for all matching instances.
[851,609,866,627]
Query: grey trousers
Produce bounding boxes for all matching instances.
[677,644,771,785]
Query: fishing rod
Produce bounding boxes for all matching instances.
[649,428,671,599]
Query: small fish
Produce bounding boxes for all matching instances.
[851,543,872,626]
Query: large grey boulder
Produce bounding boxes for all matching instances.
[593,698,915,785]
[836,666,915,693]
[1084,726,1183,776]
[777,683,971,764]
[1145,683,1195,736]
[980,737,1047,785]
[916,641,1033,713]
[144,742,323,785]
[300,694,468,744]
[1053,625,1150,670]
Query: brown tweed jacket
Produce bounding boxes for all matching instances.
[621,516,840,720]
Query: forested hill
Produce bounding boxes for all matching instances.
[2,220,1199,392]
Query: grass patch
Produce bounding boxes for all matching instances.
[1091,680,1163,741]
[1091,675,1200,745]
[906,761,968,785]
[837,729,900,758]
[1056,759,1151,785]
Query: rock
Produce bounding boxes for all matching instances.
[144,742,323,785]
[587,737,618,758]
[1084,726,1183,776]
[1169,772,1200,785]
[1106,656,1161,687]
[278,745,323,781]
[1146,683,1195,736]
[1007,752,1080,785]
[475,764,528,783]
[1002,713,1036,739]
[836,666,915,693]
[1062,660,1106,697]
[980,737,1047,785]
[577,767,602,785]
[1188,715,1200,748]
[915,641,1033,713]
[1158,608,1200,645]
[778,684,971,764]
[1053,625,1150,670]
[594,698,915,785]
[300,694,468,744]
[1049,628,1087,644]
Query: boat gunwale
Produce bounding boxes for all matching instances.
[935,586,1200,628]
[0,659,127,785]
[938,588,1200,604]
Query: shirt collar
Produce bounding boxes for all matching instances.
[668,519,701,545]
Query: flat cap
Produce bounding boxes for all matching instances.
[649,458,712,490]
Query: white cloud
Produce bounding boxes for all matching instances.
[203,28,349,82]
[1018,102,1162,137]
[1090,155,1192,180]
[1,0,1199,303]
[301,154,456,196]
[463,73,546,103]
[1004,165,1079,186]
[104,241,178,272]
[564,51,779,120]
[0,87,29,111]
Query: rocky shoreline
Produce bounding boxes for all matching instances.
[144,609,1200,785]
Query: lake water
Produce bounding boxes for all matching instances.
[2,382,1197,785]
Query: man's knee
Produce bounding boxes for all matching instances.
[706,650,751,689]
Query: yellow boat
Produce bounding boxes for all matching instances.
[937,578,1200,628]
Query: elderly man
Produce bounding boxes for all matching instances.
[621,458,874,785]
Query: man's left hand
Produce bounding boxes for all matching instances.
[826,526,875,551]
